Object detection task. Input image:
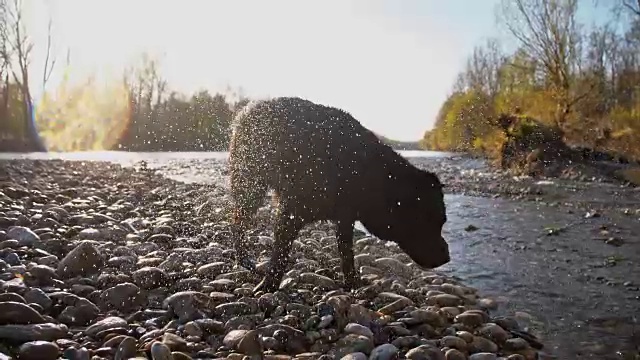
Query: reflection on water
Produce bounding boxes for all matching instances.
[0,149,455,165]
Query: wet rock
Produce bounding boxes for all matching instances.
[162,332,187,351]
[504,337,530,351]
[334,334,374,357]
[409,309,444,327]
[100,282,143,311]
[236,329,263,355]
[171,352,192,360]
[57,241,103,278]
[374,258,410,275]
[163,291,208,322]
[477,323,510,344]
[455,311,485,327]
[58,302,100,326]
[469,336,498,353]
[405,345,445,360]
[468,353,498,360]
[132,267,168,289]
[114,336,138,360]
[0,293,25,303]
[18,341,60,360]
[344,323,374,339]
[378,299,412,315]
[7,226,40,246]
[369,343,399,360]
[429,294,461,307]
[223,329,249,349]
[62,347,90,360]
[440,336,467,352]
[477,298,498,310]
[299,272,337,289]
[444,349,466,360]
[506,355,526,360]
[0,323,68,341]
[150,341,173,360]
[196,262,228,279]
[0,301,46,324]
[340,353,368,360]
[85,317,127,337]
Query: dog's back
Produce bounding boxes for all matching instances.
[229,96,398,219]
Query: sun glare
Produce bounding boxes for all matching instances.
[35,69,132,151]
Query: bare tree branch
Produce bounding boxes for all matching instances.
[622,0,640,16]
[498,0,584,129]
[42,16,56,93]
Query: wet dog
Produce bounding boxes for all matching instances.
[228,97,450,293]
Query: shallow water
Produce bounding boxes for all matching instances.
[3,150,639,358]
[0,149,456,163]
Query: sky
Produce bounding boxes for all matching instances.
[23,0,609,141]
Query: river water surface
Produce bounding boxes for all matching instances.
[2,150,639,359]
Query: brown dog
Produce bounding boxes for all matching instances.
[228,97,450,293]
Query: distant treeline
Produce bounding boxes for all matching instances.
[1,52,419,152]
[377,135,422,151]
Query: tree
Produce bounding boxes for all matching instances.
[462,38,506,98]
[498,0,586,132]
[428,0,640,161]
[119,53,167,150]
[0,0,55,151]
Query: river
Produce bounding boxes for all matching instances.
[2,150,639,359]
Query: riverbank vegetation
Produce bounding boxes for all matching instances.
[0,0,252,152]
[421,0,640,166]
[2,0,638,158]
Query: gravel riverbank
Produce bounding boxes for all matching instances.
[0,156,639,360]
[0,158,551,360]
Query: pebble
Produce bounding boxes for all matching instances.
[56,241,103,278]
[344,323,374,339]
[150,341,173,360]
[0,159,553,360]
[468,353,498,360]
[369,343,399,360]
[85,317,127,337]
[18,341,60,360]
[340,353,368,360]
[0,301,46,324]
[7,226,40,246]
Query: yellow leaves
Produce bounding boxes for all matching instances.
[35,76,131,151]
[494,88,557,125]
[472,129,506,159]
[425,85,571,161]
[611,127,633,139]
[423,89,498,152]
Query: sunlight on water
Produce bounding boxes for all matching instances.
[34,75,132,152]
[0,150,453,163]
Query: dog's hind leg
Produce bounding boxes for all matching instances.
[253,201,306,293]
[229,167,268,271]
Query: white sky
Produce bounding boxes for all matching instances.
[24,0,502,141]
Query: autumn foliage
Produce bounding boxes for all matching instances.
[422,0,640,163]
